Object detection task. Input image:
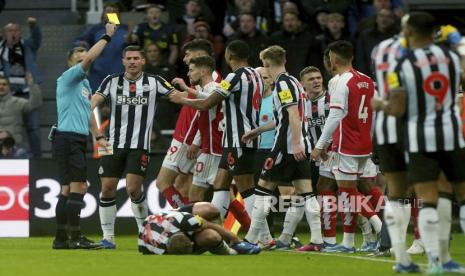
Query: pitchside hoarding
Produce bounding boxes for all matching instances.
[0,155,172,237]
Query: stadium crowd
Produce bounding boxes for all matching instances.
[1,0,465,274]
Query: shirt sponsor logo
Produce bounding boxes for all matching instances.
[308,115,326,127]
[116,95,149,105]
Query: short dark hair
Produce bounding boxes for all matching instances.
[407,11,435,37]
[67,46,86,60]
[190,55,216,72]
[123,45,145,58]
[183,39,213,56]
[300,66,321,80]
[327,40,353,63]
[226,40,249,60]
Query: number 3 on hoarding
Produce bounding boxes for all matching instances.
[358,95,369,123]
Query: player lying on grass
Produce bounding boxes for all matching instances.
[138,202,261,255]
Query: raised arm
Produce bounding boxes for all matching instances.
[81,23,117,72]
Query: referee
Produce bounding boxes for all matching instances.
[52,23,117,249]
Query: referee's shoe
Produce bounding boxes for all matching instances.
[53,236,102,249]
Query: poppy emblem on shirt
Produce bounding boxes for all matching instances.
[262,114,268,122]
[312,105,318,113]
[129,83,137,93]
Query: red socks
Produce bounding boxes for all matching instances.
[339,187,359,233]
[161,186,189,209]
[229,199,251,231]
[320,190,337,239]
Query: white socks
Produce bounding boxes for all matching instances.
[279,198,305,245]
[419,206,440,267]
[369,215,383,234]
[384,200,411,266]
[243,194,255,217]
[304,195,323,244]
[342,233,355,248]
[437,197,452,264]
[245,191,272,243]
[460,204,465,236]
[211,190,230,218]
[99,197,117,242]
[131,193,148,231]
[359,215,376,243]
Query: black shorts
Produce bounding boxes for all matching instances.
[254,149,270,183]
[260,150,312,182]
[375,143,407,173]
[99,149,149,178]
[310,161,319,192]
[52,131,87,185]
[408,149,465,184]
[218,147,256,175]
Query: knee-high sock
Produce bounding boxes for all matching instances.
[320,190,337,244]
[100,197,117,242]
[339,187,358,248]
[161,186,188,208]
[411,198,421,240]
[303,193,323,244]
[67,192,84,240]
[437,196,452,263]
[418,204,440,268]
[358,215,376,243]
[245,186,272,243]
[131,193,148,232]
[279,196,305,245]
[211,189,230,218]
[229,199,250,230]
[55,194,68,240]
[357,192,382,234]
[385,199,411,266]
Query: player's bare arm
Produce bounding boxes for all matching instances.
[90,93,110,148]
[200,220,241,245]
[170,91,223,111]
[172,77,196,95]
[287,105,306,161]
[241,120,276,143]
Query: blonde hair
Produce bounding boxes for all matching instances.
[260,45,286,66]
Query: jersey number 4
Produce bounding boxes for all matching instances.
[358,95,369,124]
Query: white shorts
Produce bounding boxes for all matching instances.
[332,153,369,181]
[161,139,196,174]
[360,158,379,179]
[192,153,221,188]
[319,151,336,180]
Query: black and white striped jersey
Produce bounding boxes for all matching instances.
[272,72,312,154]
[216,67,264,149]
[96,72,174,151]
[306,92,330,148]
[389,44,465,152]
[371,35,404,145]
[138,211,203,255]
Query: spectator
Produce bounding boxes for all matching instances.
[223,0,269,37]
[314,12,350,82]
[313,7,329,36]
[353,0,391,38]
[271,11,318,78]
[144,43,179,130]
[175,0,205,41]
[226,13,270,68]
[74,4,129,91]
[0,130,29,159]
[183,19,224,62]
[356,8,399,76]
[0,19,42,157]
[130,4,179,65]
[0,74,42,153]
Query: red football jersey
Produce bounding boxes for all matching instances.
[330,69,374,156]
[172,95,199,145]
[198,81,224,155]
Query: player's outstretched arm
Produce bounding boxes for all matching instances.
[170,91,223,111]
[81,23,117,72]
[241,120,276,143]
[371,88,406,117]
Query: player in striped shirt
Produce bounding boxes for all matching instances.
[373,12,465,273]
[170,41,264,234]
[91,45,174,249]
[244,45,323,247]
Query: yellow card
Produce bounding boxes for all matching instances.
[107,13,120,25]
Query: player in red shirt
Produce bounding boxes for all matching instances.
[311,41,382,253]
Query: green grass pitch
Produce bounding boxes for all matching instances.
[0,233,464,276]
